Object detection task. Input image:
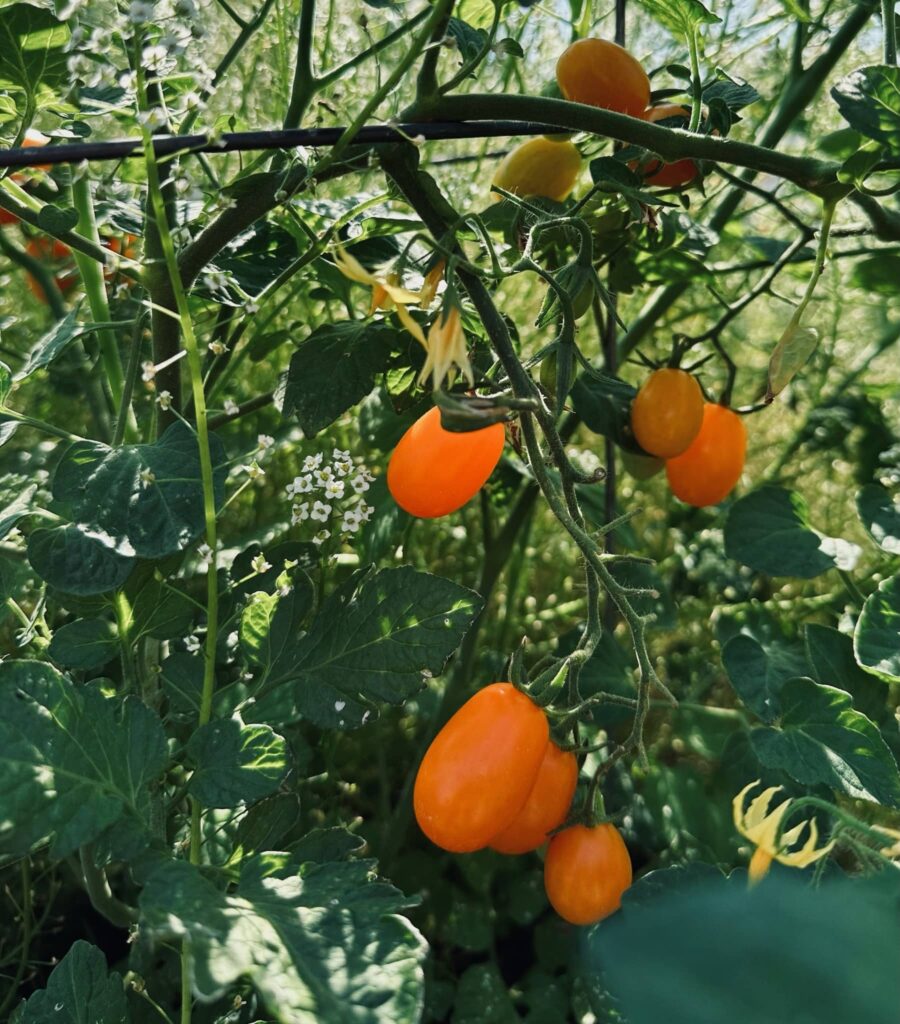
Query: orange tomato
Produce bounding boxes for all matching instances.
[387,406,505,518]
[102,233,139,282]
[491,137,582,202]
[638,105,699,188]
[20,129,52,172]
[556,38,650,118]
[488,741,578,854]
[630,367,704,458]
[25,237,78,302]
[544,822,633,925]
[414,682,549,853]
[665,402,747,507]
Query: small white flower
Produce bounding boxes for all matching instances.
[333,448,350,461]
[342,509,361,533]
[209,340,227,356]
[223,398,239,416]
[287,474,314,496]
[257,434,275,451]
[251,553,271,574]
[302,453,323,471]
[333,458,353,477]
[312,528,330,546]
[247,461,265,481]
[350,474,370,494]
[291,502,310,524]
[197,543,213,566]
[184,634,201,653]
[310,500,331,522]
[140,468,156,485]
[156,390,173,410]
[314,467,334,486]
[360,503,375,522]
[324,478,345,500]
[141,360,156,383]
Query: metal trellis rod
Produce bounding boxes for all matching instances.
[0,120,569,169]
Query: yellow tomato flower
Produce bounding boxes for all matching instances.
[333,245,426,346]
[733,780,835,884]
[419,259,445,308]
[418,303,474,392]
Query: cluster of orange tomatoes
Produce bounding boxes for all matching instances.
[414,682,632,926]
[1,130,138,301]
[492,37,699,203]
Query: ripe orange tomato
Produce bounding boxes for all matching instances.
[630,367,704,459]
[544,822,633,925]
[387,406,505,518]
[20,129,52,172]
[665,402,747,507]
[102,233,139,282]
[491,137,582,202]
[488,741,578,854]
[556,38,650,118]
[25,237,78,302]
[414,682,549,853]
[637,105,699,188]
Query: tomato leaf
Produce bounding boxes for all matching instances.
[187,717,289,809]
[721,633,788,723]
[856,483,900,554]
[766,324,819,402]
[47,618,118,670]
[750,677,900,807]
[832,65,900,154]
[0,661,167,857]
[632,0,720,36]
[0,4,71,94]
[854,574,900,683]
[724,486,861,578]
[12,940,128,1024]
[805,623,889,724]
[27,525,135,595]
[243,566,482,729]
[139,848,425,1023]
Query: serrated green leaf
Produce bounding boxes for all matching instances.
[48,618,118,670]
[0,661,168,857]
[856,483,900,554]
[633,0,720,35]
[832,65,900,154]
[187,717,288,808]
[854,575,900,683]
[12,940,128,1024]
[140,851,425,1023]
[27,524,135,595]
[767,324,819,401]
[244,566,482,730]
[750,677,900,806]
[724,486,861,578]
[278,321,400,437]
[14,310,82,381]
[52,421,227,559]
[240,570,315,678]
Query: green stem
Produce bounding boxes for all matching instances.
[113,309,148,446]
[70,174,126,415]
[687,29,703,133]
[318,8,430,87]
[283,0,318,129]
[783,198,837,332]
[0,859,33,1020]
[0,410,85,442]
[883,0,897,64]
[137,60,220,1024]
[79,845,138,928]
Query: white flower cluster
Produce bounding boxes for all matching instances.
[286,449,375,545]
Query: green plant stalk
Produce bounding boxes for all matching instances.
[70,175,126,415]
[283,0,318,129]
[687,28,703,133]
[883,0,897,64]
[0,409,86,442]
[781,198,837,336]
[137,62,220,1024]
[0,859,33,1019]
[318,7,430,87]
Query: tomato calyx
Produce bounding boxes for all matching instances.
[432,388,535,432]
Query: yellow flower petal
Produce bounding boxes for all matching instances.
[394,300,427,348]
[334,245,378,287]
[417,305,473,392]
[748,846,774,885]
[419,259,445,308]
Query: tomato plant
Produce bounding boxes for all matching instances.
[1,0,900,1021]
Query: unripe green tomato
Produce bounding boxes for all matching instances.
[621,449,665,480]
[540,352,557,393]
[571,276,595,320]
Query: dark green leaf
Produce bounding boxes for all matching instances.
[851,254,900,294]
[750,677,900,806]
[832,65,900,153]
[278,321,400,437]
[187,717,289,808]
[128,572,195,641]
[27,525,135,595]
[722,634,786,723]
[854,575,900,683]
[245,566,482,729]
[594,874,900,1024]
[0,661,168,857]
[239,569,316,679]
[856,483,900,554]
[446,18,487,66]
[12,940,127,1024]
[14,310,82,382]
[724,486,861,578]
[36,205,79,235]
[0,475,37,539]
[0,4,71,93]
[805,623,888,723]
[48,618,118,670]
[571,371,639,449]
[53,421,227,559]
[452,963,518,1024]
[140,851,425,1022]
